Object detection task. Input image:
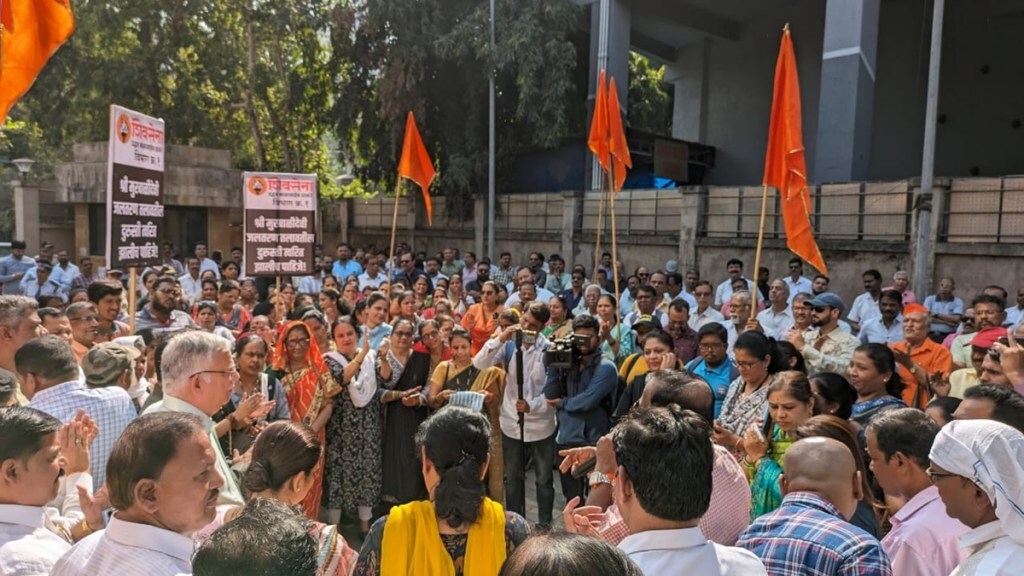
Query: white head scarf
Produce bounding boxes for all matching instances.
[930,419,1024,545]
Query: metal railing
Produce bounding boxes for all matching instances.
[700,181,913,242]
[941,177,1024,243]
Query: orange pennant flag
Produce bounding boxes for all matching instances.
[0,0,75,126]
[587,69,610,173]
[397,111,436,225]
[762,27,827,276]
[607,76,632,193]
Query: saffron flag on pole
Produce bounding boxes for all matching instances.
[0,0,75,126]
[587,69,610,173]
[607,76,632,193]
[397,111,436,225]
[762,26,827,276]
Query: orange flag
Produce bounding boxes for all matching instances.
[762,27,827,276]
[607,76,632,193]
[587,69,610,173]
[0,0,75,126]
[397,111,436,225]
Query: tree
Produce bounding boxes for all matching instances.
[329,0,586,218]
[627,52,672,137]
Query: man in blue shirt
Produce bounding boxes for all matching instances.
[924,277,964,341]
[331,242,363,282]
[0,241,35,296]
[738,437,893,575]
[544,314,617,503]
[685,322,737,419]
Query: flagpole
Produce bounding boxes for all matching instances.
[753,184,769,285]
[609,168,621,327]
[593,183,605,284]
[387,180,402,322]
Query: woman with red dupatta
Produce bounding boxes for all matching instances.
[272,321,340,520]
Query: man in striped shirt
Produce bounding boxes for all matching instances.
[737,437,893,575]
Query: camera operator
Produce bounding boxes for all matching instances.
[473,301,556,527]
[544,315,618,502]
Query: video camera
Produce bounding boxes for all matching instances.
[545,332,591,369]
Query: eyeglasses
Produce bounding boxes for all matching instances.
[190,368,239,379]
[481,290,496,296]
[70,314,100,323]
[157,288,181,297]
[637,273,650,277]
[812,306,831,313]
[925,467,958,484]
[286,337,310,348]
[393,331,414,338]
[731,358,763,369]
[422,331,439,339]
[699,342,724,350]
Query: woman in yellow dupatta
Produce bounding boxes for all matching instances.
[427,327,506,501]
[352,406,530,576]
[272,321,340,520]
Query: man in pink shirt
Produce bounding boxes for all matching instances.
[560,369,752,545]
[866,408,967,575]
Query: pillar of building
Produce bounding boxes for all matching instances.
[678,187,701,271]
[338,199,350,244]
[473,196,485,261]
[13,182,40,254]
[814,0,880,183]
[587,0,631,189]
[665,39,710,143]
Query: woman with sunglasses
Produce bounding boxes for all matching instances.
[379,317,432,505]
[461,281,503,355]
[712,332,787,454]
[323,316,381,534]
[271,321,341,519]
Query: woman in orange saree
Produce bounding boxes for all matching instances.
[272,321,340,520]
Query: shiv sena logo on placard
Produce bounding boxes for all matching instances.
[116,113,132,144]
[246,176,269,196]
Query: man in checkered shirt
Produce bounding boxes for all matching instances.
[18,336,135,490]
[737,437,893,575]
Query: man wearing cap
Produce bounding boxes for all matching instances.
[942,327,998,399]
[21,261,67,301]
[0,241,35,296]
[82,343,142,412]
[891,304,952,410]
[788,292,860,376]
[20,336,136,490]
[928,419,1024,575]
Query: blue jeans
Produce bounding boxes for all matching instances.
[502,432,556,526]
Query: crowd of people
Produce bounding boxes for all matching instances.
[1,238,1023,575]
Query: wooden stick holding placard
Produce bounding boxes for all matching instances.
[128,267,137,334]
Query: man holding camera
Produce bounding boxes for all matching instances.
[544,315,618,502]
[473,301,556,528]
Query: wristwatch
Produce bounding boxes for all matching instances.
[588,470,616,489]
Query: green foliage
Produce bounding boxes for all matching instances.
[627,52,672,137]
[330,0,585,219]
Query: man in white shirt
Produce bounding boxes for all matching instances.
[505,268,554,308]
[178,257,202,303]
[866,409,967,576]
[143,331,245,505]
[613,405,766,574]
[753,279,793,340]
[689,281,725,332]
[52,412,225,576]
[726,291,753,354]
[1006,285,1024,327]
[929,419,1024,576]
[0,408,96,575]
[357,256,388,291]
[847,269,883,333]
[783,257,813,304]
[474,302,556,527]
[714,259,760,310]
[19,336,136,490]
[194,242,220,280]
[859,290,905,345]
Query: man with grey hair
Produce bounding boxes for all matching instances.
[143,330,243,505]
[726,291,753,354]
[885,270,918,307]
[0,295,44,404]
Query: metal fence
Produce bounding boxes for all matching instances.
[700,181,913,241]
[942,177,1024,243]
